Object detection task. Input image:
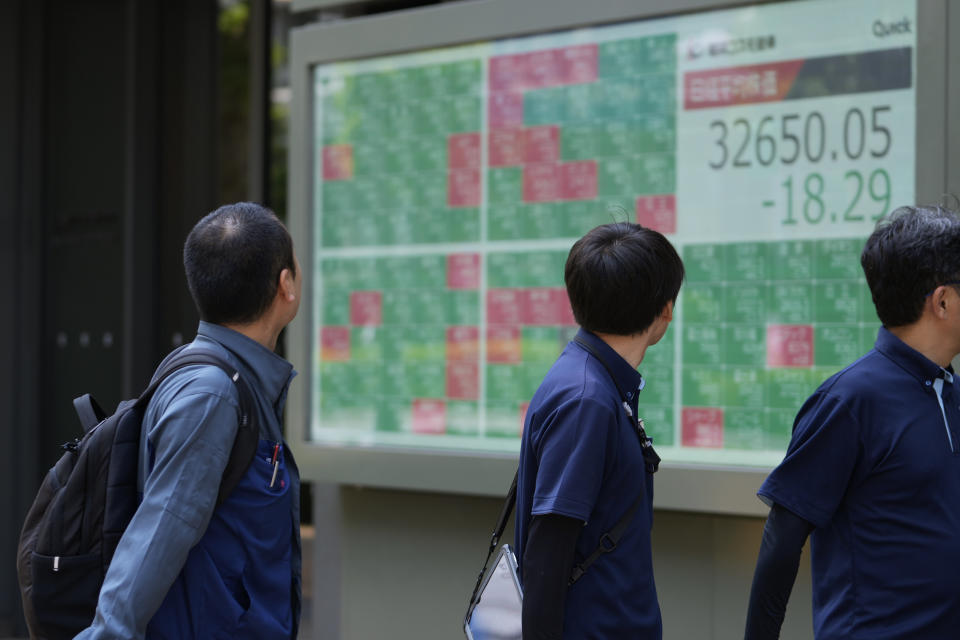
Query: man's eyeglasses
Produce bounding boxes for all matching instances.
[925,280,960,297]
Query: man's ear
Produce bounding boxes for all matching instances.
[660,300,674,322]
[278,268,297,302]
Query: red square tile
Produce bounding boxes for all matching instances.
[525,49,562,89]
[349,291,382,327]
[446,361,479,400]
[448,132,481,169]
[523,163,560,203]
[766,325,814,367]
[487,289,523,324]
[521,288,573,326]
[447,253,481,290]
[487,325,522,363]
[559,44,598,85]
[682,407,724,448]
[446,326,479,361]
[636,195,677,234]
[448,168,481,208]
[322,144,354,181]
[561,161,598,201]
[320,326,350,361]
[488,91,524,128]
[412,398,446,434]
[489,54,528,92]
[524,126,560,164]
[488,127,525,167]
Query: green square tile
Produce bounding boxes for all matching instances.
[682,367,724,406]
[486,401,523,438]
[725,325,766,365]
[408,290,450,325]
[522,251,567,288]
[445,59,482,95]
[638,34,677,72]
[634,114,676,153]
[447,207,481,242]
[639,405,674,446]
[351,327,383,362]
[446,290,480,325]
[640,366,673,405]
[683,244,726,282]
[351,362,383,396]
[643,328,675,367]
[320,362,350,395]
[565,84,595,123]
[634,153,676,194]
[522,327,562,363]
[814,238,864,279]
[407,361,446,397]
[815,325,863,367]
[724,366,765,408]
[682,283,724,323]
[683,325,723,365]
[321,290,350,325]
[486,251,523,288]
[448,95,481,133]
[488,167,523,204]
[767,283,813,324]
[413,64,448,99]
[767,369,814,410]
[726,242,767,281]
[636,74,676,113]
[599,39,642,78]
[446,401,480,435]
[382,360,413,397]
[725,283,767,324]
[724,408,768,450]
[597,79,641,120]
[765,409,795,450]
[375,397,409,432]
[597,157,635,197]
[524,86,565,126]
[489,203,525,241]
[381,289,415,325]
[410,134,447,171]
[595,121,639,158]
[400,325,447,361]
[560,123,598,161]
[813,282,861,323]
[767,240,814,281]
[487,364,522,402]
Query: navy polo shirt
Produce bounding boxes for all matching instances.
[759,327,960,639]
[515,329,661,639]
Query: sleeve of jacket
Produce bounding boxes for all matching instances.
[75,372,240,640]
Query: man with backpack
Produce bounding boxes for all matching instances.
[75,202,302,639]
[515,222,684,639]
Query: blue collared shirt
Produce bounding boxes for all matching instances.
[515,328,661,638]
[759,327,960,639]
[77,322,300,640]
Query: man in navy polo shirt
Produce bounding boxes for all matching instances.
[745,205,960,639]
[516,222,684,639]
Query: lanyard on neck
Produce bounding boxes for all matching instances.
[574,335,661,473]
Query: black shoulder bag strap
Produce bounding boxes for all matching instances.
[140,347,259,505]
[466,337,663,623]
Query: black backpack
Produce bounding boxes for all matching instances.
[16,347,259,640]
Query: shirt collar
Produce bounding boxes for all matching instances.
[874,326,949,387]
[197,321,297,405]
[574,328,645,399]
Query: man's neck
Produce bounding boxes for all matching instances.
[221,320,280,352]
[593,331,653,369]
[888,323,957,368]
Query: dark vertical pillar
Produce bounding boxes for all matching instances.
[249,0,272,205]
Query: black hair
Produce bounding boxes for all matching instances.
[861,205,960,327]
[565,222,684,335]
[183,202,295,325]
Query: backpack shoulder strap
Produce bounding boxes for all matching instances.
[141,347,259,505]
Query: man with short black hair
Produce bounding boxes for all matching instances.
[516,222,684,639]
[77,202,303,639]
[745,205,960,639]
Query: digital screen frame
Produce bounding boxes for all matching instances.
[287,0,950,514]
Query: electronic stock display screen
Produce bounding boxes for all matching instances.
[308,0,915,467]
